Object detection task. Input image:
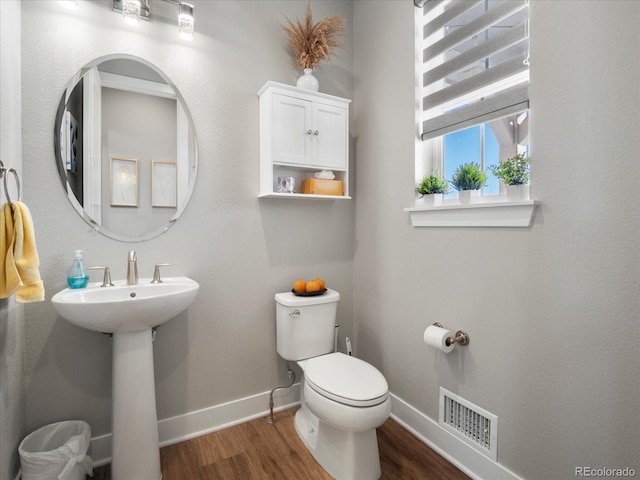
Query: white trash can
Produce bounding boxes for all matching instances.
[19,420,93,480]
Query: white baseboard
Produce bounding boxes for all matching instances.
[90,383,301,467]
[389,393,523,480]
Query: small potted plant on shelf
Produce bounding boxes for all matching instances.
[450,162,487,203]
[415,172,449,206]
[488,153,530,201]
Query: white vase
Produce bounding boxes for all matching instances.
[457,189,479,204]
[296,68,319,91]
[416,193,443,207]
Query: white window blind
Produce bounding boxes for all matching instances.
[418,0,529,141]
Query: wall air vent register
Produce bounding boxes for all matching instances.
[439,387,498,461]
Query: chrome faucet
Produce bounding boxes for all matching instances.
[126,250,138,285]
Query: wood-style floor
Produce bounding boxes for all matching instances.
[92,408,469,479]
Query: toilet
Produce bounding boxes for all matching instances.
[275,289,391,480]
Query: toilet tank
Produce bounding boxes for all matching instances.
[275,289,340,361]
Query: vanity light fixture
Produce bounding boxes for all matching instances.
[178,2,194,41]
[112,0,195,40]
[113,0,149,24]
[123,0,144,26]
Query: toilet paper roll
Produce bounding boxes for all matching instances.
[423,325,455,353]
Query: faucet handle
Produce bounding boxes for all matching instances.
[151,263,173,284]
[88,266,114,287]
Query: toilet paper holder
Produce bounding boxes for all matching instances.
[432,323,470,347]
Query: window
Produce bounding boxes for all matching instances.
[416,0,530,198]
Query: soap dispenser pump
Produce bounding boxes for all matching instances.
[67,249,89,289]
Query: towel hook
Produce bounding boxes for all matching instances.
[0,160,6,203]
[2,166,21,206]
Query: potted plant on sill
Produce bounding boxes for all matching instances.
[450,162,487,203]
[415,172,449,206]
[488,153,530,201]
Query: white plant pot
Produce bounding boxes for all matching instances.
[506,184,530,201]
[457,189,479,204]
[416,193,443,207]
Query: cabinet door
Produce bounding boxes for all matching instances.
[273,94,312,166]
[313,102,348,170]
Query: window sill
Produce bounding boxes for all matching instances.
[404,199,538,228]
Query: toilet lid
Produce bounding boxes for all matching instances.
[305,353,389,407]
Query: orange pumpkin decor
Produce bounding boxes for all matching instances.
[306,279,323,292]
[292,277,326,294]
[293,279,307,293]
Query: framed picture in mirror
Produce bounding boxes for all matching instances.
[60,110,79,173]
[151,160,177,208]
[110,156,138,207]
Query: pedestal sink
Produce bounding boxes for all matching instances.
[52,277,199,480]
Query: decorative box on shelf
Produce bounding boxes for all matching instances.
[301,178,343,196]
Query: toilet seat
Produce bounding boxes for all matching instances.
[304,353,389,407]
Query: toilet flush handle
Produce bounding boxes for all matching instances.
[289,309,301,318]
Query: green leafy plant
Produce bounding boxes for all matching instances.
[449,163,487,191]
[488,153,530,185]
[416,172,449,196]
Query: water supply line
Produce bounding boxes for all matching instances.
[266,362,296,424]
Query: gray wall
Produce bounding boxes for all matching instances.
[0,1,26,477]
[8,1,640,480]
[353,1,639,479]
[21,0,353,442]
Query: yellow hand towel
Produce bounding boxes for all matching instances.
[1,202,21,298]
[0,201,45,303]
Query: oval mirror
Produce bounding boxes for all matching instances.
[54,54,198,242]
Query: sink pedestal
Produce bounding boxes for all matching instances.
[112,329,161,479]
[50,277,200,480]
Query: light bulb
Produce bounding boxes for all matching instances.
[178,3,194,41]
[123,0,141,26]
[58,0,78,10]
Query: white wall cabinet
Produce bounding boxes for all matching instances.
[258,81,351,199]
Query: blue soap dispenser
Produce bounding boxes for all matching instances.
[67,249,89,289]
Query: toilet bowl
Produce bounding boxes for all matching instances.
[275,289,390,480]
[302,353,390,430]
[295,353,391,480]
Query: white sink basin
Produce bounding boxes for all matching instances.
[52,277,199,333]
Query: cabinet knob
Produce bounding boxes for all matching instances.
[307,130,313,135]
[314,130,319,135]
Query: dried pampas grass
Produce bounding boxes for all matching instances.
[282,2,344,70]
